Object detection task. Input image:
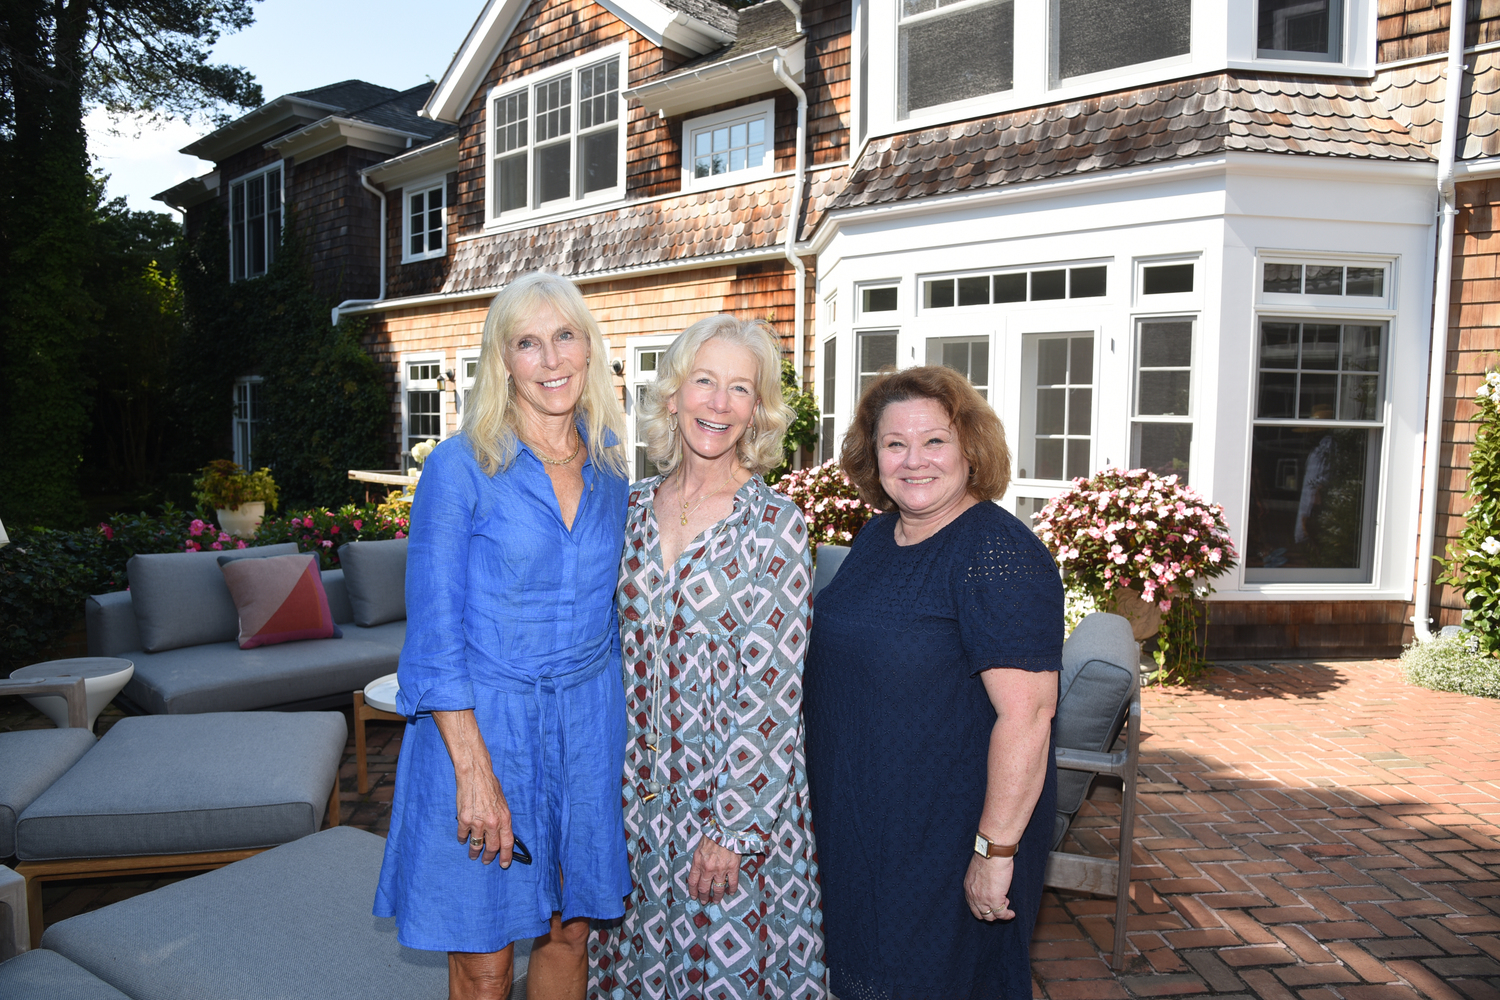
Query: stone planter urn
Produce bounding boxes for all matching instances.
[1106,587,1163,642]
[216,502,266,539]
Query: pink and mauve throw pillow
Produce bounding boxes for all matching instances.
[217,553,342,649]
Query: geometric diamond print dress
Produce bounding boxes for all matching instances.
[588,474,827,1000]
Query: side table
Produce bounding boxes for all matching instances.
[10,658,134,732]
[354,673,404,794]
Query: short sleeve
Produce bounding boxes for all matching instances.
[958,508,1065,675]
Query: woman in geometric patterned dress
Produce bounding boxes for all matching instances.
[588,316,826,1000]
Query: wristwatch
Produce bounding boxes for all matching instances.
[974,831,1018,859]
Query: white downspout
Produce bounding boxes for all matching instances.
[772,54,809,467]
[331,174,388,325]
[1414,1,1469,640]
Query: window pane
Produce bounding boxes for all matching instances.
[924,279,955,308]
[859,333,897,396]
[1264,263,1302,293]
[1138,371,1191,416]
[1305,265,1343,295]
[1065,439,1092,481]
[1143,263,1194,295]
[1300,373,1338,419]
[410,191,425,255]
[900,0,1013,116]
[498,152,527,212]
[1067,388,1091,435]
[580,127,618,194]
[971,340,988,386]
[821,415,836,464]
[1037,340,1068,385]
[993,272,1026,302]
[823,337,837,416]
[941,340,971,377]
[579,59,618,129]
[1259,0,1335,56]
[1036,388,1066,434]
[695,157,712,179]
[862,287,898,312]
[1068,265,1107,298]
[231,183,246,280]
[957,275,989,305]
[537,143,571,203]
[749,119,764,144]
[1339,374,1379,421]
[695,132,711,157]
[1132,422,1192,480]
[496,92,527,152]
[1246,426,1375,575]
[1345,267,1383,296]
[1034,438,1065,480]
[535,76,571,142]
[1069,336,1093,384]
[1031,269,1066,300]
[1140,321,1192,367]
[1259,372,1297,418]
[1260,322,1300,368]
[1055,0,1191,80]
[747,144,765,168]
[1342,325,1381,372]
[1300,323,1340,369]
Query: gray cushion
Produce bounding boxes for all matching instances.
[84,592,139,659]
[0,730,96,857]
[42,827,449,1000]
[813,544,850,599]
[120,635,401,715]
[338,539,407,626]
[16,712,345,861]
[346,619,407,649]
[323,568,355,625]
[0,949,130,999]
[1053,613,1138,845]
[127,543,300,653]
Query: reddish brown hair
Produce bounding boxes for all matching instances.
[840,366,1012,511]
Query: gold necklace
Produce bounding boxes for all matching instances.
[528,432,581,466]
[677,468,737,526]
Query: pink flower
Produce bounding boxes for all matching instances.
[99,523,114,540]
[185,541,200,551]
[330,525,340,534]
[395,530,406,539]
[321,540,333,548]
[210,542,223,550]
[236,540,248,549]
[352,519,363,530]
[190,520,205,537]
[290,518,303,528]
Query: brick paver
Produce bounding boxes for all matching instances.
[7,657,1499,1000]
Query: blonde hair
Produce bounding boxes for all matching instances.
[464,272,628,478]
[640,316,793,477]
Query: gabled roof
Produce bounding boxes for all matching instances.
[181,80,400,161]
[265,84,454,162]
[826,73,1433,217]
[153,171,220,211]
[424,0,739,123]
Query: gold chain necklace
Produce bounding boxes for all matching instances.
[527,433,581,466]
[677,468,736,526]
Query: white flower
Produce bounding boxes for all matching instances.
[1483,536,1500,556]
[412,438,438,465]
[1488,370,1500,385]
[1480,385,1492,399]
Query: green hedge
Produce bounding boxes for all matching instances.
[1,503,409,675]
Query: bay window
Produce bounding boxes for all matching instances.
[1131,318,1194,481]
[899,0,1013,118]
[1051,0,1191,84]
[1259,0,1341,61]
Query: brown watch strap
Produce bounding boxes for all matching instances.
[976,833,1018,858]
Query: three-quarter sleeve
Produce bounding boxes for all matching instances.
[396,440,478,715]
[959,514,1065,675]
[702,500,813,856]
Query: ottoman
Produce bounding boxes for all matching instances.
[13,712,346,947]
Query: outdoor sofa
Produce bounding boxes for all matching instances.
[86,538,408,715]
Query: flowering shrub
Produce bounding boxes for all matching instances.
[1034,468,1238,682]
[1440,369,1500,655]
[770,460,882,546]
[255,504,410,569]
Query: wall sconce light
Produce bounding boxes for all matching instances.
[611,359,625,376]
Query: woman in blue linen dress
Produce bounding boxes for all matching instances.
[374,272,633,1000]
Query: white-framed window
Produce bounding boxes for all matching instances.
[232,376,264,470]
[858,283,899,317]
[487,45,625,223]
[821,335,839,463]
[403,356,446,469]
[456,351,480,426]
[926,336,990,399]
[857,329,898,396]
[628,340,673,481]
[921,263,1106,309]
[1049,0,1192,87]
[1260,258,1387,305]
[229,163,282,281]
[683,100,774,190]
[1017,332,1094,482]
[1258,0,1341,61]
[898,0,1014,120]
[1131,317,1194,481]
[1138,258,1197,299]
[404,178,447,262]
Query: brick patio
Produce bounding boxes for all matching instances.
[8,657,1499,998]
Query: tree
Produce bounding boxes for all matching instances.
[0,1,261,529]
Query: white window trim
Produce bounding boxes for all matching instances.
[227,161,284,283]
[401,353,448,470]
[625,335,676,482]
[1133,253,1203,310]
[232,376,264,470]
[484,42,629,230]
[1129,314,1197,480]
[1256,250,1398,313]
[916,259,1112,314]
[855,279,903,321]
[1253,0,1345,64]
[1010,324,1102,491]
[681,99,777,192]
[456,350,481,428]
[402,174,448,264]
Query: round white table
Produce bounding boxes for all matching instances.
[363,673,400,714]
[12,657,135,731]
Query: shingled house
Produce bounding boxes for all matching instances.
[159,0,1500,657]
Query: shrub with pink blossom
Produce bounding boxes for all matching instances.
[254,504,409,569]
[770,460,882,548]
[1034,468,1237,682]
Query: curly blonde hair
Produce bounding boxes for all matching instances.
[639,316,793,477]
[464,272,628,478]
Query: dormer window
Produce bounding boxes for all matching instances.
[683,101,775,190]
[404,179,446,262]
[487,47,625,222]
[1258,0,1340,61]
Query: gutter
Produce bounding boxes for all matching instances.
[332,175,388,325]
[772,53,809,415]
[1414,0,1470,641]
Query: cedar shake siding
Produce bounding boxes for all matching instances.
[294,146,386,303]
[1377,0,1500,64]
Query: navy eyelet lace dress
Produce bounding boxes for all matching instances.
[804,501,1063,1000]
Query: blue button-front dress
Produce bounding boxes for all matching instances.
[373,431,634,953]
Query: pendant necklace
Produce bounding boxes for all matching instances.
[678,467,737,526]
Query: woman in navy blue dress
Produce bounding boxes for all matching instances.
[804,366,1063,1000]
[375,273,633,1000]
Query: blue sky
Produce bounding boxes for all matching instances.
[89,0,484,216]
